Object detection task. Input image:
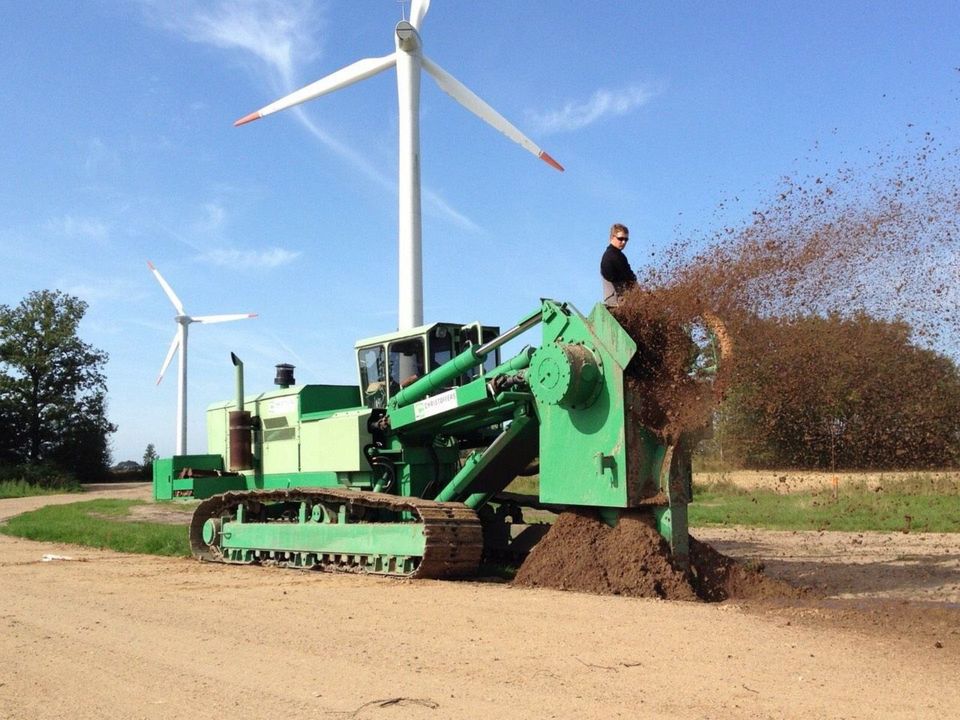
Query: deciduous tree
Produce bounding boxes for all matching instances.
[0,290,116,481]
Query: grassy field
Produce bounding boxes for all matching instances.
[0,480,81,499]
[689,480,960,533]
[509,474,960,533]
[694,469,960,494]
[0,499,190,556]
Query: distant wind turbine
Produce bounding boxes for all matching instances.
[148,261,257,455]
[235,0,563,330]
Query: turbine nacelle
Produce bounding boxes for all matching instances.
[395,21,421,52]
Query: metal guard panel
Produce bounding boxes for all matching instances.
[586,303,637,370]
[221,521,427,557]
[254,471,358,490]
[299,412,372,472]
[537,379,630,507]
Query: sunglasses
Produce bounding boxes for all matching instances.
[615,236,629,242]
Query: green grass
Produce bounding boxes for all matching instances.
[0,499,191,556]
[690,485,960,533]
[0,479,81,499]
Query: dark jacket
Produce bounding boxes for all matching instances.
[600,245,636,305]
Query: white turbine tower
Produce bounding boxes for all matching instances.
[235,0,563,330]
[148,261,257,456]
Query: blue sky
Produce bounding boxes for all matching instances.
[1,1,957,462]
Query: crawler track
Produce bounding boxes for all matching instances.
[189,487,483,579]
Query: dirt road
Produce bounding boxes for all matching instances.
[1,486,958,719]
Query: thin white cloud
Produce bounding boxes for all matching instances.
[198,247,302,268]
[150,218,204,253]
[45,215,110,242]
[142,0,321,87]
[245,331,312,371]
[422,188,481,233]
[143,0,480,232]
[192,202,227,235]
[291,108,482,233]
[148,205,300,268]
[528,84,658,134]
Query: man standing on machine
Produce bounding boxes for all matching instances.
[600,223,636,307]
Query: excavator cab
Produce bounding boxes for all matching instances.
[355,322,500,409]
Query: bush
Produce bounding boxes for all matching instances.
[0,461,78,490]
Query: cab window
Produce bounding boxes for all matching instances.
[458,326,500,379]
[389,338,426,395]
[459,326,480,380]
[481,327,499,373]
[358,345,387,408]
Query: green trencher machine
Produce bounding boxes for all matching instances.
[154,299,702,578]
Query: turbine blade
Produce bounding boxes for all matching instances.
[410,0,431,30]
[235,53,398,126]
[157,334,179,385]
[147,261,185,314]
[191,313,258,324]
[421,56,564,172]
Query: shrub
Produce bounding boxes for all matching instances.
[0,461,78,490]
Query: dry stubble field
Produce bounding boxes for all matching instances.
[0,480,958,719]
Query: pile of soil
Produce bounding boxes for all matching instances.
[514,509,802,603]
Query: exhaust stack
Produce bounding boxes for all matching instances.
[228,353,253,471]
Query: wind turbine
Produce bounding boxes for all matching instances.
[148,261,257,456]
[235,0,563,331]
